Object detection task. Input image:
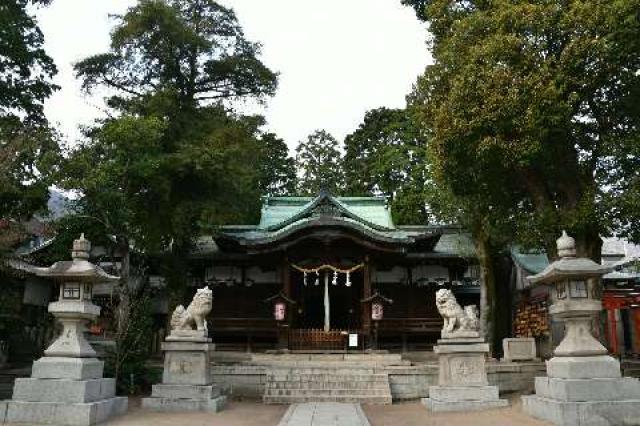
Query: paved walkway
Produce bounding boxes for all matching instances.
[278,403,370,426]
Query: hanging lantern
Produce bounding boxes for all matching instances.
[303,271,308,286]
[274,301,286,321]
[332,270,338,285]
[345,271,352,287]
[372,302,384,320]
[314,270,320,286]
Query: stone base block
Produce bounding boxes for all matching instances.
[141,395,226,413]
[522,394,640,426]
[149,384,221,400]
[546,356,621,379]
[429,385,499,402]
[142,383,226,413]
[423,385,508,412]
[534,376,640,402]
[31,357,104,380]
[1,397,127,426]
[161,343,215,386]
[421,397,509,412]
[12,377,116,403]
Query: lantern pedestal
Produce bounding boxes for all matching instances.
[142,340,226,412]
[522,232,640,425]
[422,338,508,412]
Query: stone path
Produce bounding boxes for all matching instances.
[278,402,370,426]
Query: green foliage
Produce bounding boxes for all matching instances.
[295,130,345,196]
[257,132,296,196]
[0,0,59,227]
[408,0,640,257]
[0,0,57,124]
[104,284,155,395]
[74,0,277,116]
[344,107,429,225]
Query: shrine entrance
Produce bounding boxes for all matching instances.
[292,269,363,331]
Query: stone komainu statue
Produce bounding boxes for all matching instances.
[170,286,213,332]
[435,288,479,336]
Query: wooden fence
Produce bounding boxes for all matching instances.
[288,328,350,351]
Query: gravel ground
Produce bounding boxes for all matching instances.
[99,394,550,426]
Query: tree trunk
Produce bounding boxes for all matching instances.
[113,237,130,385]
[473,221,496,355]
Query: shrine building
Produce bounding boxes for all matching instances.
[188,191,480,352]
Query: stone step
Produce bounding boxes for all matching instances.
[266,374,388,383]
[266,368,378,376]
[264,395,392,404]
[265,388,391,397]
[266,381,389,390]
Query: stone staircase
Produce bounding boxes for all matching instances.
[261,354,399,404]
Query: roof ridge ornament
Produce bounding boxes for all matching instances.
[71,233,91,260]
[557,230,576,258]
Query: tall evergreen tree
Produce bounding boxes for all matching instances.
[295,129,344,196]
[257,132,296,196]
[344,107,428,224]
[1,0,59,248]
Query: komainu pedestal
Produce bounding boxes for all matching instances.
[422,289,507,412]
[422,338,509,412]
[142,286,226,413]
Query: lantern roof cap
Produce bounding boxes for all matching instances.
[361,292,393,304]
[29,234,120,283]
[528,232,610,285]
[264,291,296,305]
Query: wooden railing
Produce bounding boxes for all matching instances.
[209,317,278,334]
[288,328,350,351]
[377,317,443,333]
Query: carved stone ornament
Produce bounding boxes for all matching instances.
[168,286,213,341]
[435,288,480,338]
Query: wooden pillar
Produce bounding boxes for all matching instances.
[279,255,291,350]
[607,308,618,355]
[634,308,640,356]
[362,256,372,343]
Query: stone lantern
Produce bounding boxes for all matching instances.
[522,231,640,425]
[0,234,128,425]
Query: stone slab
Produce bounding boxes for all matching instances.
[163,348,211,385]
[435,343,489,354]
[31,357,104,380]
[161,342,216,352]
[546,356,621,379]
[4,396,127,426]
[12,377,116,403]
[522,394,640,426]
[437,352,488,387]
[502,338,537,362]
[149,383,221,400]
[141,395,226,413]
[421,397,509,412]
[534,376,640,402]
[278,402,370,426]
[428,385,500,402]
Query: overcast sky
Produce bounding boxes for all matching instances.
[36,0,430,151]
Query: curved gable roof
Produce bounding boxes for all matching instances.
[259,192,394,232]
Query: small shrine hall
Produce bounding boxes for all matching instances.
[188,191,480,352]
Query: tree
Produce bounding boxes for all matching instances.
[74,0,277,119]
[407,0,640,260]
[257,132,296,196]
[344,107,428,224]
[0,0,57,125]
[295,130,345,196]
[0,0,59,255]
[71,0,277,258]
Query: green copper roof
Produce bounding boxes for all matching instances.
[258,193,394,231]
